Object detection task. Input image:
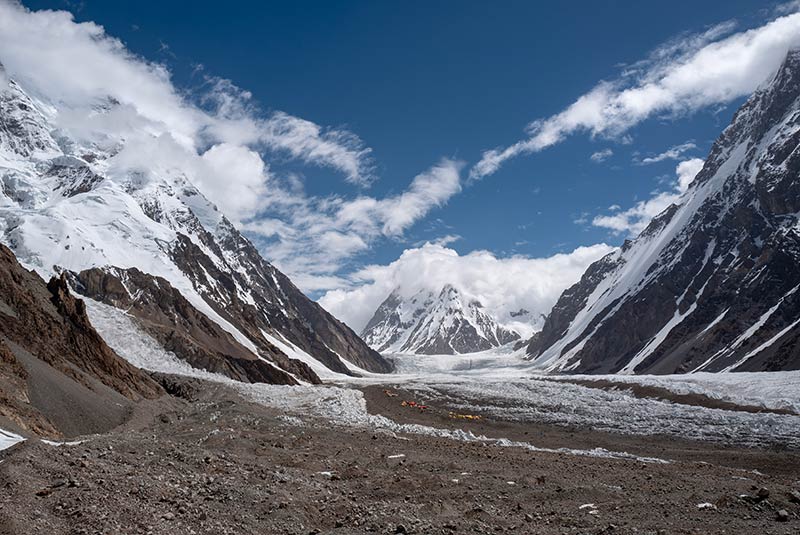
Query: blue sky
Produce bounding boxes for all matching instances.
[18,0,800,329]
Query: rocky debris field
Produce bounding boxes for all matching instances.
[0,377,799,535]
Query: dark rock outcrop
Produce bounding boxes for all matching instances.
[167,230,392,376]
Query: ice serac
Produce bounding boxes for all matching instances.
[0,71,391,383]
[362,284,520,355]
[528,50,800,374]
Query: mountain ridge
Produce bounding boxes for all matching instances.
[526,50,800,374]
[0,70,391,383]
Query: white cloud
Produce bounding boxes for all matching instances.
[592,192,680,235]
[258,112,374,186]
[675,158,704,192]
[0,1,461,292]
[244,159,464,292]
[590,148,613,162]
[591,157,704,235]
[428,234,461,247]
[638,141,697,164]
[470,10,800,179]
[198,143,270,218]
[102,132,271,224]
[776,1,800,15]
[0,1,374,217]
[378,160,463,235]
[318,242,615,336]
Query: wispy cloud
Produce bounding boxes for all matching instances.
[243,159,464,292]
[470,10,800,179]
[258,112,375,186]
[591,158,705,235]
[637,141,697,164]
[428,234,462,247]
[590,148,613,162]
[775,1,800,15]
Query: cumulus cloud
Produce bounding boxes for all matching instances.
[0,0,374,218]
[590,148,613,162]
[470,10,800,179]
[675,158,705,192]
[592,158,705,235]
[198,144,270,218]
[100,130,271,223]
[318,242,615,336]
[637,141,697,164]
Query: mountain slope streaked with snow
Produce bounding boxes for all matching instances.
[527,50,800,374]
[0,71,391,383]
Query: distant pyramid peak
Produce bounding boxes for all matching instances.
[362,283,519,355]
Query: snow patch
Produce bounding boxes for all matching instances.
[0,428,24,452]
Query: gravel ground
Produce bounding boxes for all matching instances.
[0,377,798,535]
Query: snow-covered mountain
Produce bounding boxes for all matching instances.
[0,69,391,384]
[527,50,800,374]
[362,284,520,354]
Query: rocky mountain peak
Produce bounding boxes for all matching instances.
[362,284,520,355]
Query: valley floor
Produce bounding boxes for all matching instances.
[1,361,799,534]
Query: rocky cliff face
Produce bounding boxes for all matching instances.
[0,72,390,383]
[362,284,520,355]
[0,244,162,438]
[528,51,800,374]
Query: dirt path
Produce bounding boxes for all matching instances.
[0,377,797,535]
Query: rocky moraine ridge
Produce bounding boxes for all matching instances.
[0,243,163,438]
